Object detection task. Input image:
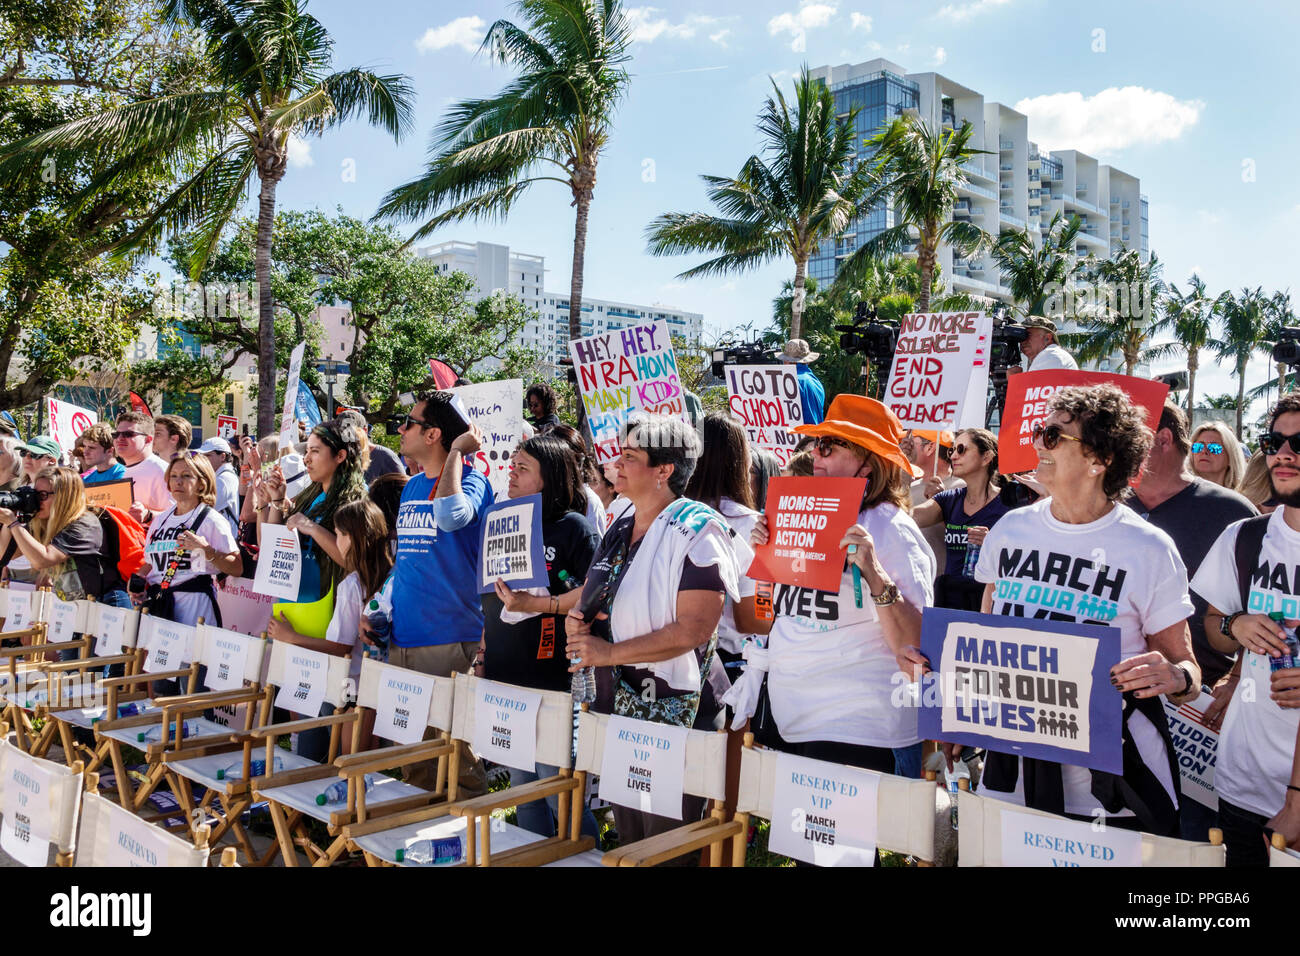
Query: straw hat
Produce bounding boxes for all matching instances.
[778,339,820,363]
[794,394,924,478]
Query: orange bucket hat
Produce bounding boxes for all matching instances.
[905,428,955,447]
[794,394,924,479]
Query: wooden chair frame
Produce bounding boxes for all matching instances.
[0,720,84,866]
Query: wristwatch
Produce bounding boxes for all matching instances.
[871,582,901,607]
[1220,611,1244,643]
[1175,663,1194,697]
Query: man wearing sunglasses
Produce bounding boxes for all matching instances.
[113,411,173,526]
[1194,393,1300,866]
[902,429,962,582]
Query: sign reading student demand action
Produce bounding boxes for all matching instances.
[746,476,867,593]
[252,529,302,601]
[886,312,991,430]
[917,607,1124,774]
[569,320,686,465]
[726,365,804,466]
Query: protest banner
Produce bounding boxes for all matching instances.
[46,396,96,457]
[569,320,685,465]
[885,312,992,431]
[81,478,133,511]
[999,807,1141,867]
[216,415,238,441]
[726,364,804,466]
[478,493,547,594]
[598,713,689,819]
[767,752,880,866]
[1161,692,1219,810]
[917,607,1123,774]
[997,369,1169,474]
[448,379,523,497]
[215,576,277,637]
[252,529,302,601]
[746,476,867,592]
[278,342,306,451]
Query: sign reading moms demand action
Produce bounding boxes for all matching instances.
[746,476,867,592]
[918,607,1124,774]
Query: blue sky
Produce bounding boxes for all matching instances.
[265,0,1297,414]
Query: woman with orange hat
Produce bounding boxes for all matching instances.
[742,394,936,774]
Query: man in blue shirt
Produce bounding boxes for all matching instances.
[780,339,825,425]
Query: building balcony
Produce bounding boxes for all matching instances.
[960,161,997,182]
[1000,181,1014,191]
[958,180,998,200]
[951,273,1003,295]
[999,163,1014,171]
[999,138,1014,150]
[1000,209,1026,228]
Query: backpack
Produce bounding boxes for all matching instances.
[1232,513,1272,609]
[94,506,147,583]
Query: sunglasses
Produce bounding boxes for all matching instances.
[398,413,433,431]
[111,430,146,441]
[1032,422,1084,450]
[1190,441,1225,455]
[18,450,52,460]
[953,443,972,457]
[1260,431,1300,456]
[815,436,858,457]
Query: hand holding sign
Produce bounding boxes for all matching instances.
[746,476,868,593]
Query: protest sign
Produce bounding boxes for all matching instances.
[278,342,306,451]
[598,714,689,819]
[917,607,1123,774]
[997,369,1169,474]
[745,476,867,592]
[252,529,302,601]
[999,807,1141,867]
[471,679,541,772]
[0,752,55,867]
[1162,692,1219,810]
[478,494,547,594]
[767,752,880,866]
[46,396,96,457]
[82,478,133,511]
[885,312,992,430]
[375,665,437,746]
[216,415,238,441]
[448,379,523,497]
[726,364,804,466]
[274,644,330,717]
[215,576,277,637]
[569,320,685,465]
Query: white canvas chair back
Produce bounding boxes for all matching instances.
[1,585,44,633]
[956,790,1225,866]
[86,604,142,656]
[136,614,200,672]
[573,708,727,803]
[452,673,574,769]
[1270,843,1300,867]
[358,657,455,733]
[0,735,83,864]
[736,744,936,860]
[41,598,94,645]
[267,639,354,708]
[194,625,270,689]
[76,790,208,867]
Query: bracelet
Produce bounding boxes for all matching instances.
[550,597,559,615]
[6,520,19,530]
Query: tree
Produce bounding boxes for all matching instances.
[646,67,890,341]
[835,113,993,312]
[1213,286,1271,438]
[992,212,1084,318]
[1066,250,1167,376]
[0,0,415,434]
[376,0,631,343]
[1150,273,1217,414]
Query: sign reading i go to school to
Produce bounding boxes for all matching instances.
[478,494,548,594]
[252,529,302,601]
[726,365,804,466]
[745,476,867,593]
[598,714,689,819]
[471,680,541,772]
[767,752,880,866]
[917,608,1123,774]
[886,312,991,430]
[569,320,685,465]
[999,807,1141,867]
[1162,692,1219,811]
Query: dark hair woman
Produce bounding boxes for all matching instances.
[550,422,610,535]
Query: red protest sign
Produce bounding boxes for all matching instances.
[997,370,1169,474]
[746,476,868,592]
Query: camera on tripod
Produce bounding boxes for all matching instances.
[0,486,39,521]
[1274,327,1300,366]
[989,311,1029,373]
[835,303,899,363]
[711,341,776,379]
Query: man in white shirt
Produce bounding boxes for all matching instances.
[113,411,173,525]
[197,436,240,535]
[1009,315,1078,375]
[153,413,192,460]
[901,429,964,578]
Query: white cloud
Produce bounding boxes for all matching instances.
[287,134,313,168]
[865,39,883,52]
[625,7,721,43]
[768,2,837,50]
[1014,86,1205,154]
[895,42,910,56]
[415,16,485,54]
[709,28,731,47]
[849,12,872,31]
[933,46,947,65]
[934,0,1013,23]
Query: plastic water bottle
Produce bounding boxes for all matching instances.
[216,756,283,781]
[316,774,375,806]
[396,836,463,865]
[364,598,392,660]
[117,702,145,718]
[137,720,198,743]
[561,571,598,704]
[1268,612,1300,672]
[962,543,981,579]
[944,759,971,830]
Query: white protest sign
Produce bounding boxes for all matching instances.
[1162,692,1219,811]
[598,714,689,819]
[5,590,33,630]
[47,599,86,643]
[279,342,306,451]
[472,680,541,772]
[143,618,195,674]
[726,364,804,466]
[375,665,438,745]
[252,529,302,601]
[274,645,330,717]
[569,320,686,465]
[205,628,254,692]
[46,396,97,457]
[215,576,277,636]
[93,605,134,657]
[999,807,1141,866]
[767,752,880,866]
[1,753,56,867]
[97,803,186,866]
[885,311,991,429]
[447,379,524,497]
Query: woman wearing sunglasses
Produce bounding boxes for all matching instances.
[1189,421,1246,490]
[929,384,1200,836]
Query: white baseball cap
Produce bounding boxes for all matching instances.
[196,437,233,455]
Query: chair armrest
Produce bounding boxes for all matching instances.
[333,739,453,776]
[0,628,44,647]
[160,687,262,720]
[603,818,739,868]
[42,653,137,673]
[101,667,193,689]
[248,711,357,739]
[446,774,577,817]
[342,801,452,839]
[93,711,165,732]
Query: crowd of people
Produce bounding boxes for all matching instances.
[5,339,1300,868]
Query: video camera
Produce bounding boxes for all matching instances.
[711,341,776,379]
[1274,327,1300,367]
[0,486,40,521]
[835,303,899,363]
[985,309,1029,428]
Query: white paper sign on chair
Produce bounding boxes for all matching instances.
[48,599,85,643]
[143,619,195,674]
[6,590,33,631]
[767,752,880,866]
[94,606,132,656]
[98,801,184,866]
[1,755,55,867]
[598,714,689,820]
[205,629,253,692]
[999,808,1142,867]
[375,666,437,746]
[274,645,330,717]
[472,680,541,771]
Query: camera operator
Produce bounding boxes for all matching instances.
[778,339,825,425]
[1008,315,1077,375]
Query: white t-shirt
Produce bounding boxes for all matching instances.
[123,454,173,513]
[1027,343,1079,373]
[143,503,239,626]
[213,463,239,535]
[715,497,759,655]
[974,498,1192,816]
[583,485,609,537]
[1189,509,1300,817]
[911,474,963,577]
[767,502,935,748]
[326,571,365,685]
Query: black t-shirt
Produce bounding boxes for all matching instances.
[934,486,1016,578]
[364,444,406,484]
[51,513,121,599]
[481,510,600,692]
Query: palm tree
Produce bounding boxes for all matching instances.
[834,113,993,312]
[1066,250,1166,376]
[0,0,415,434]
[1150,273,1217,414]
[1267,290,1297,399]
[646,68,890,342]
[1214,286,1272,438]
[991,212,1083,318]
[376,0,631,342]
[1201,393,1239,413]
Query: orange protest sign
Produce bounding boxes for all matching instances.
[82,478,134,511]
[746,476,868,593]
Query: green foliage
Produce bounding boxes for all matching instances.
[992,212,1085,319]
[1062,249,1167,376]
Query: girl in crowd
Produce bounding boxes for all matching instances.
[1237,451,1276,513]
[0,436,22,492]
[368,472,408,556]
[479,434,601,837]
[913,427,1015,611]
[748,396,934,777]
[551,423,610,536]
[1189,421,1246,489]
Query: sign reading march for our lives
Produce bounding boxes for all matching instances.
[917,607,1124,774]
[745,476,867,593]
[726,365,804,466]
[478,494,547,594]
[885,312,991,430]
[471,679,541,773]
[1162,692,1219,811]
[569,320,685,465]
[1000,807,1141,867]
[252,529,302,601]
[598,713,689,819]
[768,752,880,866]
[447,379,523,497]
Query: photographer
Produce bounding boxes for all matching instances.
[1009,316,1077,374]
